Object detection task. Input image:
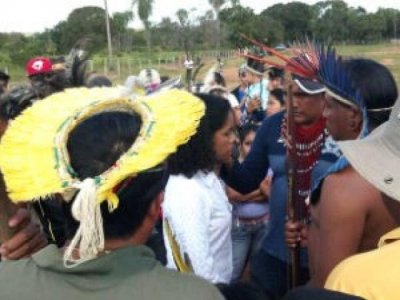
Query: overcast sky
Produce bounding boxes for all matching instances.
[1,0,399,33]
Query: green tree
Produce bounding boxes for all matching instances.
[112,11,134,51]
[261,2,313,41]
[375,8,400,39]
[312,0,350,42]
[135,0,154,52]
[152,17,179,50]
[347,7,385,42]
[50,6,111,53]
[209,0,226,50]
[220,5,255,47]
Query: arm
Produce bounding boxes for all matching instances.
[226,186,265,203]
[285,220,308,248]
[308,172,368,288]
[224,115,279,193]
[1,208,48,259]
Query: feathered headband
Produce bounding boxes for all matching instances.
[241,35,367,111]
[240,35,320,79]
[0,87,205,266]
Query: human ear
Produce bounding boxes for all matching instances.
[148,192,163,222]
[347,107,363,131]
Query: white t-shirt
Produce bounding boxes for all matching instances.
[163,171,233,284]
[226,93,240,108]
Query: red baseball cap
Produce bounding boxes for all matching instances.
[25,57,53,77]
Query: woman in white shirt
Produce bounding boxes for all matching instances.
[164,93,235,284]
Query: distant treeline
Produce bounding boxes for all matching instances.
[0,1,399,66]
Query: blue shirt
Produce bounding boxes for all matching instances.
[247,79,269,109]
[226,112,340,266]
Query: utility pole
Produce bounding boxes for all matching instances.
[104,0,113,64]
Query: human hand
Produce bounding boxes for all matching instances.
[247,97,261,113]
[259,175,272,198]
[281,117,294,150]
[0,208,48,260]
[285,220,308,248]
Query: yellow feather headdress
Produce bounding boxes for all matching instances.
[0,87,205,266]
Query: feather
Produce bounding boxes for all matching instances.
[240,34,320,79]
[64,38,90,87]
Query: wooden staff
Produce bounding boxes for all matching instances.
[285,80,300,288]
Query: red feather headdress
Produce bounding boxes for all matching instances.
[240,34,320,80]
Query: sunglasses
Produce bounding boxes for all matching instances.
[239,72,247,78]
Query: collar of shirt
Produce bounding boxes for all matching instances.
[378,228,400,248]
[196,171,220,188]
[31,244,157,290]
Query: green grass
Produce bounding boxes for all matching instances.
[335,43,400,84]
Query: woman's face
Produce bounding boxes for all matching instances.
[269,78,283,90]
[213,111,235,165]
[323,94,361,141]
[239,130,256,160]
[267,95,283,117]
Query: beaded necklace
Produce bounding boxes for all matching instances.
[283,117,327,221]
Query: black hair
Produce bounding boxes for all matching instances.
[344,58,398,129]
[268,67,284,80]
[217,282,273,300]
[0,86,37,121]
[214,72,226,87]
[246,57,266,75]
[64,111,167,240]
[167,93,231,178]
[160,75,170,83]
[86,75,112,88]
[269,88,285,106]
[238,123,258,143]
[0,70,10,82]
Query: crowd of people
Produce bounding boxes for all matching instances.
[0,40,398,300]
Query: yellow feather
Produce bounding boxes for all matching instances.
[0,87,205,205]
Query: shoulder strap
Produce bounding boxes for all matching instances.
[164,219,193,273]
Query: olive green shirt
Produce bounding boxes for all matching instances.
[0,245,224,300]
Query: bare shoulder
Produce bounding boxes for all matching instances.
[321,166,379,210]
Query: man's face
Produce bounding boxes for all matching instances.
[245,72,259,85]
[290,84,325,126]
[323,94,361,141]
[239,70,248,86]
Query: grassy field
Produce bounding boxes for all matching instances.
[221,43,400,88]
[4,43,400,88]
[336,43,400,85]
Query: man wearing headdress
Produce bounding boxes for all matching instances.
[224,71,340,297]
[0,88,224,300]
[297,57,400,288]
[323,96,400,300]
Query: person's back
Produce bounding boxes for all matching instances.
[0,244,223,300]
[308,166,400,286]
[323,96,400,299]
[306,57,399,287]
[0,88,223,300]
[325,228,400,300]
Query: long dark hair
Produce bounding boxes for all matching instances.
[167,93,232,178]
